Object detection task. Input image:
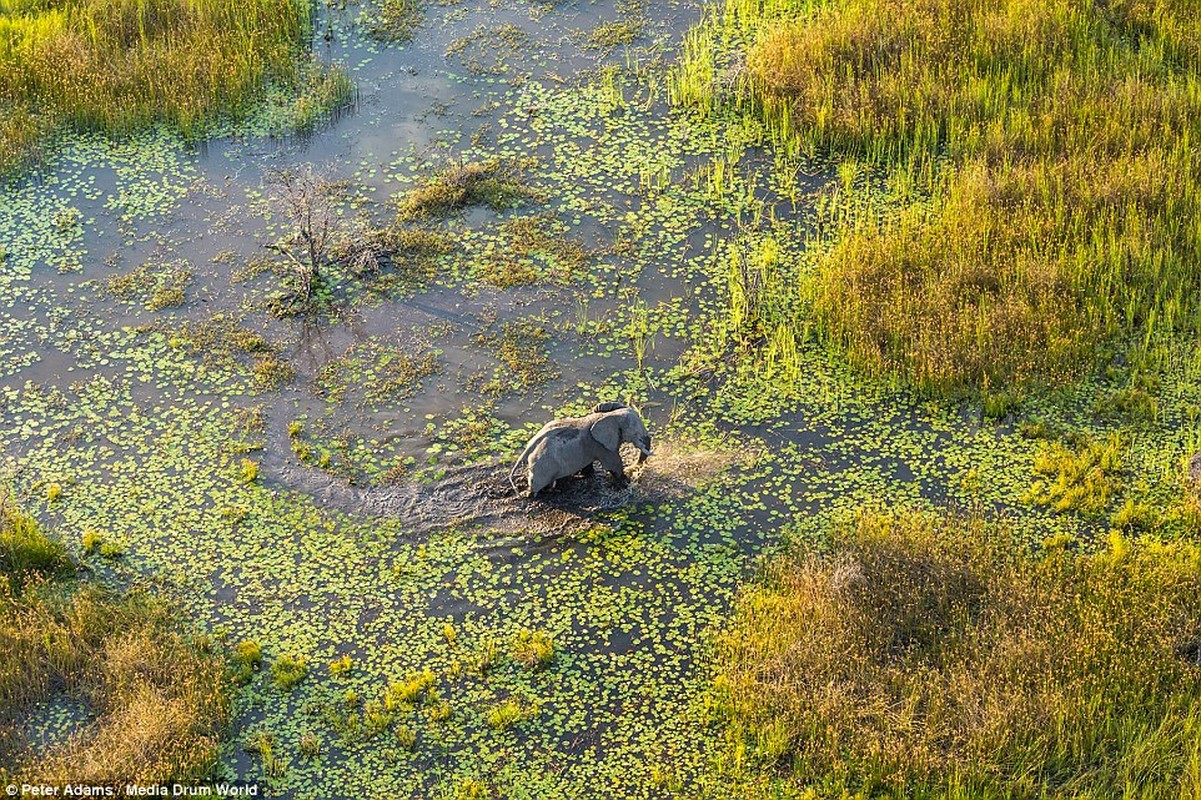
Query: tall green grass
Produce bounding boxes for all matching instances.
[0,0,342,174]
[0,498,232,783]
[710,507,1201,798]
[676,0,1201,392]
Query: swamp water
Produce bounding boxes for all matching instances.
[4,0,1201,796]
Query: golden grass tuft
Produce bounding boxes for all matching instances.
[0,0,347,175]
[711,507,1201,797]
[0,498,231,784]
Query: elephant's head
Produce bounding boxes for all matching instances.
[590,406,653,463]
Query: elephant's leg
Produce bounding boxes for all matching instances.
[578,462,596,478]
[597,449,627,484]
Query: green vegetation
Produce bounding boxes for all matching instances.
[233,640,263,684]
[0,0,350,175]
[0,499,231,783]
[368,0,423,43]
[676,0,1201,393]
[484,697,534,731]
[711,507,1201,798]
[472,320,557,394]
[271,654,308,690]
[397,158,543,219]
[107,260,193,310]
[510,628,555,669]
[1024,433,1125,517]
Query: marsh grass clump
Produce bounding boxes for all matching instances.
[680,0,1201,392]
[233,640,262,683]
[1024,433,1125,517]
[0,501,71,583]
[0,0,347,175]
[1095,385,1158,424]
[0,500,231,782]
[484,697,534,731]
[711,507,1201,797]
[397,158,542,220]
[107,261,193,310]
[271,654,308,690]
[383,669,435,709]
[367,0,423,43]
[472,320,558,394]
[510,628,555,670]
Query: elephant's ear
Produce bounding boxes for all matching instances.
[589,413,622,451]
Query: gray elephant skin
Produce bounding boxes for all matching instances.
[509,404,653,497]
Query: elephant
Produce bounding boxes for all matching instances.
[509,404,653,497]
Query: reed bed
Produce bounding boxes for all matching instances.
[0,499,231,783]
[712,508,1201,797]
[0,0,330,174]
[676,0,1201,392]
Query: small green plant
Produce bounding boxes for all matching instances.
[80,528,102,554]
[298,731,321,758]
[383,669,435,709]
[485,698,531,731]
[511,628,555,670]
[234,639,263,683]
[45,482,62,502]
[271,654,308,690]
[475,637,498,675]
[251,354,294,391]
[454,778,489,800]
[428,700,452,722]
[246,728,286,780]
[363,700,394,735]
[982,391,1021,421]
[99,539,125,559]
[240,458,259,483]
[329,654,353,676]
[395,725,417,750]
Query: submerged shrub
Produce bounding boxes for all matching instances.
[711,507,1201,797]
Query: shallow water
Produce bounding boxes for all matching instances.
[2,0,1190,795]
